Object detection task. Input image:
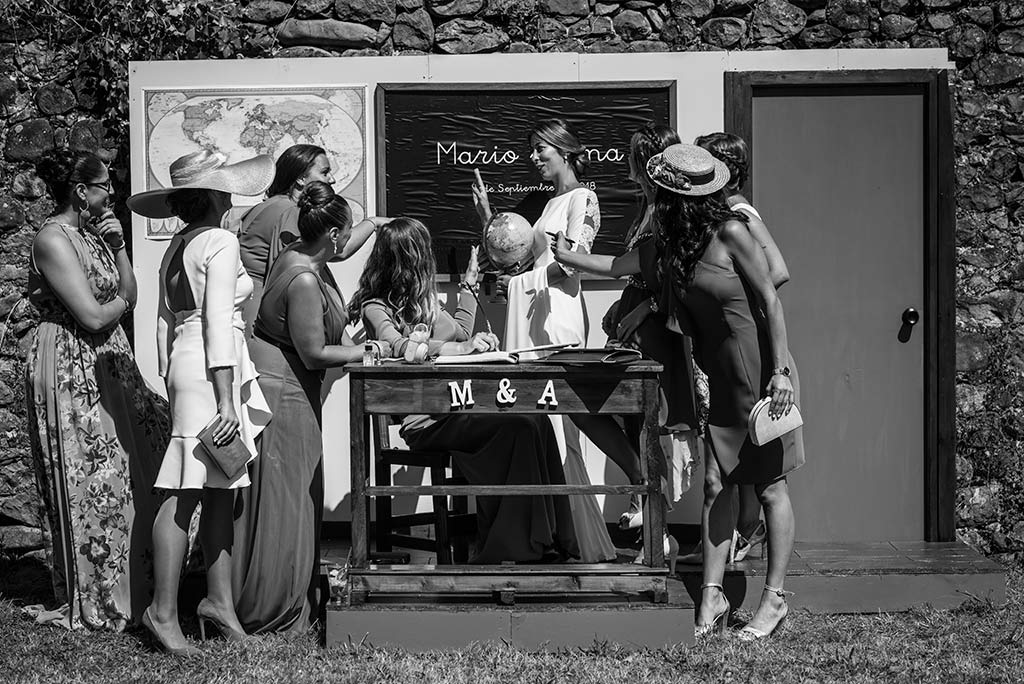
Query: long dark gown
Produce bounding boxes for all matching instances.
[232,256,347,633]
[668,258,805,484]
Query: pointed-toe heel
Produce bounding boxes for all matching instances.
[142,607,199,655]
[196,598,248,642]
[730,521,767,564]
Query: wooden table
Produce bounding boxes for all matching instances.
[345,359,669,604]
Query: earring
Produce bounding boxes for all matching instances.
[331,235,339,255]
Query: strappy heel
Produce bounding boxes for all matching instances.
[695,583,731,638]
[729,520,767,563]
[196,598,248,642]
[738,585,793,641]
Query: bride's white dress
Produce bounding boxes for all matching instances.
[504,187,616,563]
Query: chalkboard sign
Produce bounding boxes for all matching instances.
[376,82,676,274]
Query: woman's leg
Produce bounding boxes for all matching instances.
[745,477,794,632]
[736,484,763,538]
[570,414,642,484]
[149,490,202,648]
[697,452,734,626]
[199,488,247,634]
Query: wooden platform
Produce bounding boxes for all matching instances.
[322,539,1006,650]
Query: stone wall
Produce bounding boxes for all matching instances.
[1,0,1022,563]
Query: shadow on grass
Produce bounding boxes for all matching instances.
[0,552,55,607]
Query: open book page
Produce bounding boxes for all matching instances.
[433,350,520,365]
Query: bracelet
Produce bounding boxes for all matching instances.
[458,280,479,294]
[108,237,126,251]
[113,295,130,316]
[649,296,659,314]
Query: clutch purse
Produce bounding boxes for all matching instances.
[747,397,803,447]
[197,416,253,480]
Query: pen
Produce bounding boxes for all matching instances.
[546,231,576,247]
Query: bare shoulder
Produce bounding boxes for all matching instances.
[717,219,754,246]
[32,222,76,258]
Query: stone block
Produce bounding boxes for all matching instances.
[799,22,842,47]
[921,0,957,7]
[34,83,76,115]
[394,9,435,50]
[879,0,910,14]
[925,13,954,31]
[879,14,915,40]
[11,172,46,200]
[956,484,1001,526]
[614,9,652,40]
[627,39,670,52]
[586,36,629,52]
[970,54,1024,87]
[295,0,334,16]
[244,0,293,23]
[278,18,380,49]
[997,30,1024,56]
[670,0,714,20]
[625,0,656,9]
[995,1,1024,26]
[508,41,538,52]
[947,25,988,61]
[435,18,510,53]
[749,0,806,45]
[540,0,590,17]
[719,0,756,13]
[336,0,398,23]
[701,17,746,48]
[595,2,618,15]
[909,33,941,49]
[955,331,990,372]
[647,8,664,32]
[0,76,15,109]
[661,17,698,46]
[398,0,424,9]
[825,0,878,31]
[426,0,484,17]
[71,75,99,111]
[955,452,974,487]
[569,16,615,38]
[69,118,106,153]
[0,524,44,552]
[276,45,338,57]
[959,6,993,27]
[0,196,24,231]
[3,118,53,162]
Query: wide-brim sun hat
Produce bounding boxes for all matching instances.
[127,150,275,219]
[646,143,730,196]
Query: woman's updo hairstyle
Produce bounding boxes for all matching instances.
[266,144,326,197]
[694,132,749,192]
[630,123,681,183]
[296,180,352,243]
[530,118,588,179]
[35,150,107,209]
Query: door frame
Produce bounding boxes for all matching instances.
[724,69,956,542]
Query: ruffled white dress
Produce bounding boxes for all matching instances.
[504,187,616,563]
[156,227,271,490]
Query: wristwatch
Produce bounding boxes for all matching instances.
[772,366,791,377]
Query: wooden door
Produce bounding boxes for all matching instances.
[728,72,955,542]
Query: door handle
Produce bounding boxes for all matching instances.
[899,307,919,343]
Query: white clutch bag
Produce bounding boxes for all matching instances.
[747,397,803,447]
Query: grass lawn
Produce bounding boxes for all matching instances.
[2,552,1022,684]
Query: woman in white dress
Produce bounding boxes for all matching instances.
[471,119,641,563]
[127,151,274,654]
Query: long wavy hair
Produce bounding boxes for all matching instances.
[349,217,439,330]
[694,132,749,194]
[628,123,681,242]
[266,144,326,197]
[655,188,747,288]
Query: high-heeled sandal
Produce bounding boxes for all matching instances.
[142,606,200,655]
[729,520,767,563]
[618,493,643,530]
[632,534,679,575]
[694,583,731,638]
[196,598,248,642]
[737,585,793,641]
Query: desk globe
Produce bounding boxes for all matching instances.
[483,212,534,269]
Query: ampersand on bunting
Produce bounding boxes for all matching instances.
[496,378,517,407]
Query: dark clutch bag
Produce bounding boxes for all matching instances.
[196,417,253,480]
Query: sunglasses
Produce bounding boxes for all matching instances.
[82,180,113,193]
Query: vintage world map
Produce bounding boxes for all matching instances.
[144,88,366,237]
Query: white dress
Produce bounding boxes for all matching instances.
[156,227,271,490]
[504,187,616,563]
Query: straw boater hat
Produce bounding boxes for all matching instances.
[127,150,275,219]
[646,143,730,197]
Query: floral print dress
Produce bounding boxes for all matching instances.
[25,221,169,631]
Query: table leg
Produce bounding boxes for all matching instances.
[642,378,666,570]
[350,377,368,569]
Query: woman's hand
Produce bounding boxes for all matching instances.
[471,168,492,227]
[765,372,795,420]
[495,273,511,297]
[89,210,126,249]
[463,245,481,288]
[550,231,573,264]
[616,300,652,343]
[211,403,241,447]
[462,331,499,354]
